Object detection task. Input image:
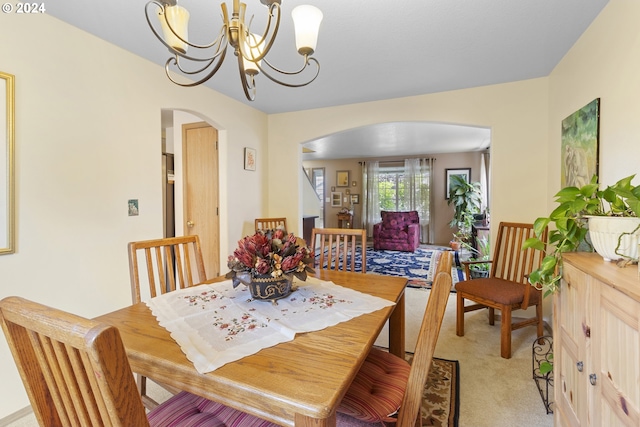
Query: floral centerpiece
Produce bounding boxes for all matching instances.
[226,228,314,301]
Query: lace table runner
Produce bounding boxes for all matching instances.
[146,277,395,373]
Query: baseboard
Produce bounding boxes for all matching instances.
[0,406,33,427]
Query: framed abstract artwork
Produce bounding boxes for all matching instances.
[445,168,471,199]
[561,98,600,187]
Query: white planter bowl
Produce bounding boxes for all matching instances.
[587,216,640,262]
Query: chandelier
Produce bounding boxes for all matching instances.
[145,0,323,100]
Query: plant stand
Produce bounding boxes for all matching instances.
[532,335,554,414]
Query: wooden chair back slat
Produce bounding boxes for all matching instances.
[435,251,453,276]
[0,297,151,427]
[492,222,547,286]
[255,217,287,232]
[128,235,207,304]
[310,228,367,273]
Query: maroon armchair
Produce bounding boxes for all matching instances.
[373,211,420,252]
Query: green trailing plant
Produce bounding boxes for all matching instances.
[447,175,482,244]
[523,174,640,296]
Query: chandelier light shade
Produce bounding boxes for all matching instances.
[145,0,323,101]
[158,4,190,53]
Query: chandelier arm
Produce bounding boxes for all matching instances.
[256,56,320,87]
[236,51,257,101]
[164,48,228,87]
[145,1,226,52]
[240,2,280,62]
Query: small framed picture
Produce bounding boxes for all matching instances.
[350,194,360,204]
[445,168,471,199]
[336,170,350,187]
[244,147,256,171]
[331,192,342,207]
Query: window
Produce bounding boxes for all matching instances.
[378,165,407,211]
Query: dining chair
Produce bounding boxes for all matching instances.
[455,221,549,359]
[128,235,207,408]
[0,296,249,427]
[128,235,207,304]
[254,217,287,232]
[336,270,453,426]
[310,227,367,273]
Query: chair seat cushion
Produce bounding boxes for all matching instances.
[148,391,276,427]
[455,277,541,306]
[337,347,410,423]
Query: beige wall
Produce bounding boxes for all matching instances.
[0,15,268,417]
[547,0,640,204]
[269,78,550,247]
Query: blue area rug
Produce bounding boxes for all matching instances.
[316,246,464,289]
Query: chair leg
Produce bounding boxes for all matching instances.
[137,374,159,410]
[488,307,495,325]
[500,306,512,359]
[456,293,465,337]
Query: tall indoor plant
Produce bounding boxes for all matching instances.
[523,174,640,296]
[447,174,482,246]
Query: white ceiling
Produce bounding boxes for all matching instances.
[46,0,608,159]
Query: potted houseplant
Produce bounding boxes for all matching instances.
[523,174,640,296]
[447,174,482,248]
[461,236,491,278]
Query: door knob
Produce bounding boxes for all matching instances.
[187,220,195,228]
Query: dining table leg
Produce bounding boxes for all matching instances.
[388,291,405,358]
[295,411,336,427]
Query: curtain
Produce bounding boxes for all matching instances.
[402,158,433,243]
[362,161,380,237]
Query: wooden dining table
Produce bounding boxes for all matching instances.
[95,269,406,427]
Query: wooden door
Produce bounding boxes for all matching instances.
[183,122,219,278]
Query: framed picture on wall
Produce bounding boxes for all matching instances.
[561,98,600,187]
[350,194,360,204]
[336,170,350,187]
[331,192,342,207]
[244,147,256,171]
[445,168,471,199]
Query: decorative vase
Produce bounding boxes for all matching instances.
[247,274,294,303]
[587,216,640,262]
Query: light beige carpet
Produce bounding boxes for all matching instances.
[375,288,553,427]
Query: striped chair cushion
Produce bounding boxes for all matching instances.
[337,347,410,423]
[148,391,276,427]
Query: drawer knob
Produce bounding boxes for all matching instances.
[589,373,597,386]
[576,361,583,372]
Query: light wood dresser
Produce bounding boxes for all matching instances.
[555,252,640,426]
